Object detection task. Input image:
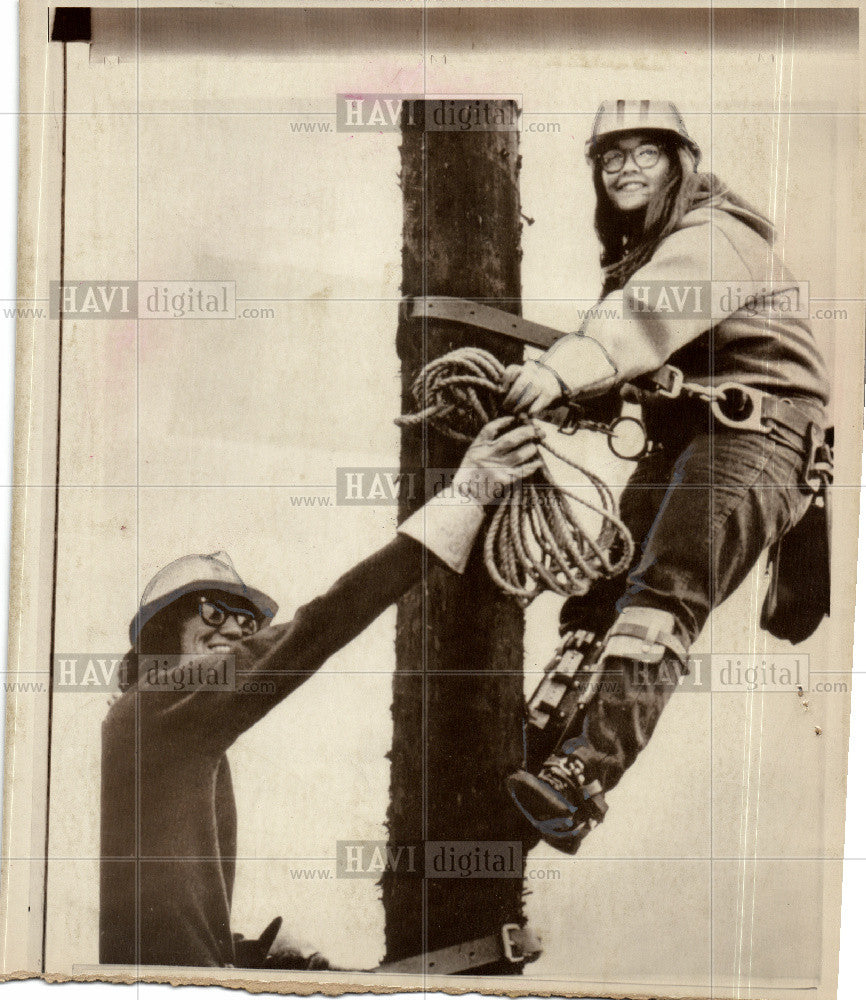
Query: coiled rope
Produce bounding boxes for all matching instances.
[396,347,634,603]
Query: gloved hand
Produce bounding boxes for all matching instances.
[398,417,544,574]
[234,916,336,970]
[233,916,284,968]
[454,416,543,505]
[265,924,334,970]
[502,359,568,415]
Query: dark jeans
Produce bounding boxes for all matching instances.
[569,399,820,795]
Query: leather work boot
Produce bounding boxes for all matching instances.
[506,740,608,856]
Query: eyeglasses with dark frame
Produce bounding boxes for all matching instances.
[599,142,663,174]
[198,595,261,636]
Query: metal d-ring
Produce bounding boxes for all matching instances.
[607,415,649,460]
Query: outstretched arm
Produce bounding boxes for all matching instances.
[139,418,541,747]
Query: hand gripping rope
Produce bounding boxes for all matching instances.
[396,346,634,603]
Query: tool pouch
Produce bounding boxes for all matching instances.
[760,427,832,644]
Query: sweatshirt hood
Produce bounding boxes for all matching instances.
[687,173,776,245]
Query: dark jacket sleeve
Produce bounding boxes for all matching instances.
[139,534,427,750]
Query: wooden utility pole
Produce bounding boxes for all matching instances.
[384,99,530,974]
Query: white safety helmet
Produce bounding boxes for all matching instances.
[130,550,278,645]
[586,100,701,167]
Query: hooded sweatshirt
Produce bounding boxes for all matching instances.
[542,196,830,406]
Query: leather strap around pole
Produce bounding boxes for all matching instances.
[403,296,563,350]
[404,297,683,396]
[377,924,542,976]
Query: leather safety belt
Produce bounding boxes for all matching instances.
[376,923,542,976]
[402,295,562,350]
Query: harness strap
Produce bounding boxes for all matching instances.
[582,779,608,816]
[637,364,827,438]
[376,924,542,975]
[638,363,683,397]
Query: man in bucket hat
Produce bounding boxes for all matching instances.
[129,550,279,651]
[100,416,541,969]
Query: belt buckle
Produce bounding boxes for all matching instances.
[501,924,542,964]
[802,422,832,495]
[549,401,584,437]
[501,924,523,963]
[711,383,770,433]
[655,366,684,399]
[399,295,416,322]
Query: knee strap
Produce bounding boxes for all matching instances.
[602,607,689,669]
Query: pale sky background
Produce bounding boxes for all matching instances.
[38,6,861,993]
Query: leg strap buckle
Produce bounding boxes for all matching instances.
[604,610,689,668]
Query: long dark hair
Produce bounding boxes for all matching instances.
[120,591,259,692]
[594,138,774,297]
[119,594,199,692]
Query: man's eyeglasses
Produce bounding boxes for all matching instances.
[599,143,662,174]
[198,596,261,636]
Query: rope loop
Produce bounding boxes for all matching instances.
[396,347,634,602]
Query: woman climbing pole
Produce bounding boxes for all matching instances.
[503,100,831,853]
